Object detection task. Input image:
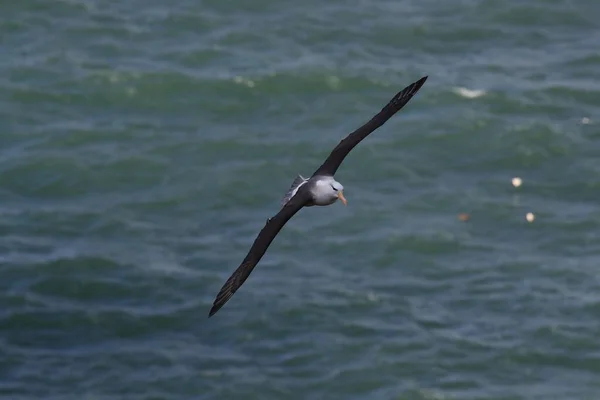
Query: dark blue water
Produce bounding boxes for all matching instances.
[1,1,600,399]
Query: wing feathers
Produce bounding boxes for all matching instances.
[208,192,308,317]
[208,75,429,317]
[312,76,428,177]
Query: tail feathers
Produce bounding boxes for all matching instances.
[281,174,308,206]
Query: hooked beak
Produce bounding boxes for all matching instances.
[337,190,347,206]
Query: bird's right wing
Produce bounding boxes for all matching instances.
[208,190,309,317]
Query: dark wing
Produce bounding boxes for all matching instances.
[312,76,428,177]
[208,189,309,317]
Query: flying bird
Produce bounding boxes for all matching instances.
[209,75,428,317]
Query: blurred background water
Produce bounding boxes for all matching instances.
[1,0,600,399]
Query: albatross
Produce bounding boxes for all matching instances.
[209,75,428,317]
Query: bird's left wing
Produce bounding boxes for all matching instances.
[208,190,309,317]
[312,76,427,177]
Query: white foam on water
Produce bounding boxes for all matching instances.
[453,87,486,99]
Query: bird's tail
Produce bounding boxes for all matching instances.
[281,174,308,206]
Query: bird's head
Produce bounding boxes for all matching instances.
[313,176,347,206]
[329,180,347,206]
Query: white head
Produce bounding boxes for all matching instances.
[313,177,347,206]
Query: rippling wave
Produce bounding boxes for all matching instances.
[2,0,600,399]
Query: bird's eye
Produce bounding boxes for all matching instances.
[331,185,338,191]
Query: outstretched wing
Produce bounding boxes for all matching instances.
[312,76,428,177]
[208,189,310,317]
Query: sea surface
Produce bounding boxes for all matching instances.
[1,0,600,399]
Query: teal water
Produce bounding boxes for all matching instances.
[2,0,600,398]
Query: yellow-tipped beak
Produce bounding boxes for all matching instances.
[337,190,347,206]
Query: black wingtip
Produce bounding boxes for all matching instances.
[207,273,239,318]
[413,75,428,91]
[208,306,218,318]
[208,290,233,318]
[386,75,428,111]
[208,294,229,318]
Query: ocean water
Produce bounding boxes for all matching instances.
[1,0,600,399]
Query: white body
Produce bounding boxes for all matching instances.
[282,174,344,207]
